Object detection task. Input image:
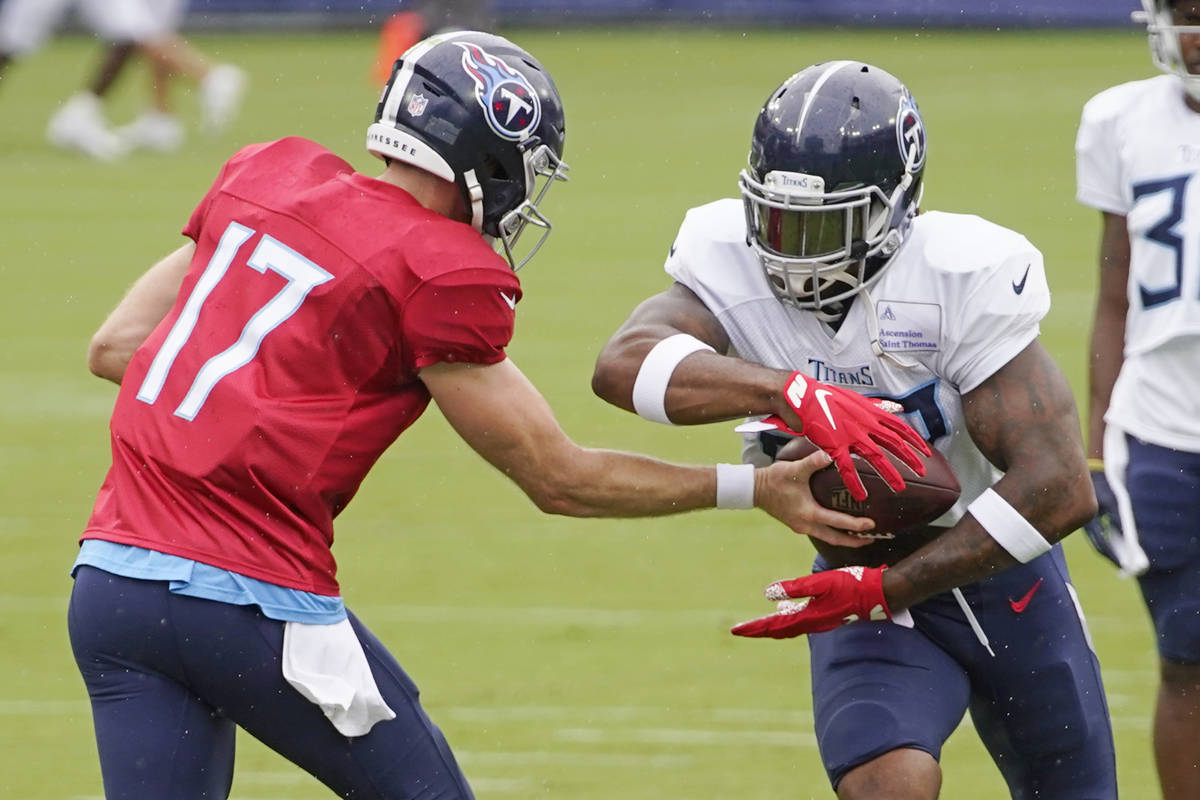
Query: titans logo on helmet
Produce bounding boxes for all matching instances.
[457,42,542,142]
[895,93,927,172]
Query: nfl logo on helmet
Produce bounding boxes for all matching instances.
[457,42,542,141]
[407,92,429,117]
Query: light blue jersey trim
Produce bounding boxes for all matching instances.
[73,540,347,624]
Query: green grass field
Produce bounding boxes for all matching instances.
[0,25,1162,799]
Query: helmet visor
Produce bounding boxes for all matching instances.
[758,203,866,259]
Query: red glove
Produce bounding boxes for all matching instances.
[731,566,891,639]
[782,371,930,501]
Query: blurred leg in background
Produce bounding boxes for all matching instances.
[0,0,77,84]
[125,31,246,151]
[3,0,247,159]
[0,0,135,160]
[105,0,247,154]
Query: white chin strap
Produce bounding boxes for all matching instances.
[1182,73,1200,102]
[462,169,485,233]
[862,284,920,368]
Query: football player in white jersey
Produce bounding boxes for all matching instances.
[593,61,1115,798]
[1076,2,1200,796]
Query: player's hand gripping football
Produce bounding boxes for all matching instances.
[730,566,891,639]
[755,450,880,548]
[775,371,930,501]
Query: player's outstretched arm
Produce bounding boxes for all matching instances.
[88,242,194,384]
[419,358,876,546]
[591,282,929,499]
[881,339,1097,611]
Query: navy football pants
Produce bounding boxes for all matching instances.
[808,547,1116,798]
[68,566,474,800]
[1122,435,1200,663]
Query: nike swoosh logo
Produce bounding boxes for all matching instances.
[500,291,517,310]
[814,389,838,430]
[1012,264,1031,295]
[1009,577,1043,613]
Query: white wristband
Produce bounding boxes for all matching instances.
[716,463,755,509]
[631,333,715,424]
[967,488,1051,563]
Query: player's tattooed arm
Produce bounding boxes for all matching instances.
[592,282,795,425]
[89,243,195,385]
[881,340,1097,611]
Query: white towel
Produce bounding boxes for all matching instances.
[282,619,396,737]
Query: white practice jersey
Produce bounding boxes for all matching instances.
[667,202,1050,526]
[1077,74,1200,451]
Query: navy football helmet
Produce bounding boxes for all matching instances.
[1136,0,1200,100]
[367,31,569,269]
[739,61,926,318]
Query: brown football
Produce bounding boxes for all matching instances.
[775,436,961,537]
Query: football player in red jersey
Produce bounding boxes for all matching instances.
[69,32,929,800]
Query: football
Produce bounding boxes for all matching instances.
[775,436,960,538]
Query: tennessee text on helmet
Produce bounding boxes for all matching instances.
[367,31,570,270]
[739,61,926,320]
[1135,0,1200,101]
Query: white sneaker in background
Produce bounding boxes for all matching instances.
[45,92,127,161]
[200,64,246,136]
[117,111,185,153]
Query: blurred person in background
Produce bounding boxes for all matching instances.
[592,60,1114,798]
[0,0,244,159]
[70,31,927,799]
[0,0,138,159]
[119,19,246,153]
[1076,1,1200,796]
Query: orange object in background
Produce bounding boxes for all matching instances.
[371,12,426,84]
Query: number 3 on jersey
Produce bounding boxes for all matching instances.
[1134,175,1193,309]
[136,222,333,421]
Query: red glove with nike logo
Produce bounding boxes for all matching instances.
[780,371,930,501]
[730,566,891,639]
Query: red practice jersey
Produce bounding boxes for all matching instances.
[83,137,522,595]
